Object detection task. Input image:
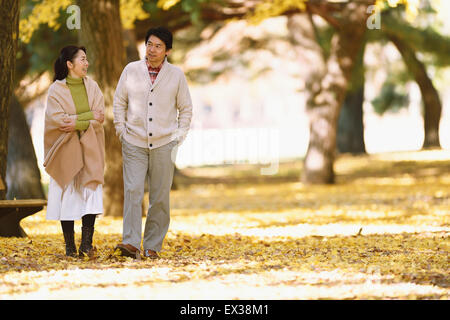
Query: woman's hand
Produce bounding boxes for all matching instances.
[59,117,76,132]
[93,110,104,124]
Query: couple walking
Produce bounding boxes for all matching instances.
[43,27,193,259]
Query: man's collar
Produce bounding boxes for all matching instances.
[145,56,166,70]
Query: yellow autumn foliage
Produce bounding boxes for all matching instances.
[248,0,307,25]
[0,150,448,299]
[19,0,149,42]
[249,0,421,24]
[19,0,71,43]
[120,0,149,30]
[376,0,420,21]
[19,0,426,43]
[157,0,182,11]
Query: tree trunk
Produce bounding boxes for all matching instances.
[389,35,442,149]
[0,0,19,200]
[77,0,126,216]
[6,95,45,200]
[123,29,140,63]
[337,42,366,154]
[337,86,365,154]
[302,4,369,184]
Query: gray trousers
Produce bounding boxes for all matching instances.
[121,139,177,252]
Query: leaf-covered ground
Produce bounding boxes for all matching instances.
[0,150,449,299]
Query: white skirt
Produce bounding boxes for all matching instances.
[46,177,103,221]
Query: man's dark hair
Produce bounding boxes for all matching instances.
[145,26,173,50]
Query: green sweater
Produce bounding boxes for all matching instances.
[66,75,93,131]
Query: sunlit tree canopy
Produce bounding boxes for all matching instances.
[19,0,149,43]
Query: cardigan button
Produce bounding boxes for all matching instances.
[149,133,152,136]
[149,143,153,147]
[149,102,152,106]
[149,118,152,121]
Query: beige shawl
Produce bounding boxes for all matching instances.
[44,76,105,191]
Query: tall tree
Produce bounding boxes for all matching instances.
[390,35,441,148]
[337,42,366,154]
[381,9,444,149]
[337,6,448,153]
[0,0,20,200]
[6,13,77,201]
[6,95,45,200]
[301,2,370,183]
[76,0,126,217]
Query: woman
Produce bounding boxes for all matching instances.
[44,45,105,258]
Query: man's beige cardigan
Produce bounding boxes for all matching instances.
[44,76,105,191]
[113,59,193,149]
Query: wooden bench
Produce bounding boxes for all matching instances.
[0,177,47,237]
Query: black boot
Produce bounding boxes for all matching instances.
[79,226,96,258]
[63,231,77,257]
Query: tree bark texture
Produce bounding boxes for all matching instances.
[0,0,19,200]
[337,86,366,154]
[302,3,370,184]
[389,35,442,149]
[337,41,366,154]
[123,29,140,63]
[6,95,45,200]
[77,0,126,216]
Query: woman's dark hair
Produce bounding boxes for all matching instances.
[53,45,86,81]
[145,26,173,50]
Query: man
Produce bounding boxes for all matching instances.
[113,27,193,259]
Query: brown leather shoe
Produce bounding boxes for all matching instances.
[143,249,159,259]
[114,243,140,259]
